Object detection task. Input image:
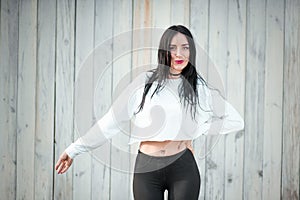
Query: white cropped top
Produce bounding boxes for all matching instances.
[65,72,244,159]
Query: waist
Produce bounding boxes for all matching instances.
[139,140,193,157]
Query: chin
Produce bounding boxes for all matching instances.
[173,64,188,71]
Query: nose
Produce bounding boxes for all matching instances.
[175,48,182,57]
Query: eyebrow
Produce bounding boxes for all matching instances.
[169,43,189,46]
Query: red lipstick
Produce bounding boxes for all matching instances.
[175,60,184,64]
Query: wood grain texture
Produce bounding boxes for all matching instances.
[73,0,94,199]
[244,0,266,199]
[151,0,171,67]
[282,0,300,199]
[171,0,190,26]
[152,0,170,28]
[34,0,56,199]
[16,0,37,199]
[91,0,114,199]
[110,0,133,199]
[262,0,284,199]
[205,0,228,199]
[0,0,18,199]
[54,0,75,199]
[132,0,153,76]
[0,1,299,199]
[224,0,246,199]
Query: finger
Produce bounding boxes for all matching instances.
[56,164,63,174]
[55,159,62,170]
[57,162,65,174]
[60,160,71,174]
[60,164,70,174]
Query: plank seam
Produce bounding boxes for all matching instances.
[261,0,267,199]
[280,1,286,199]
[242,0,249,198]
[223,0,230,198]
[15,0,20,198]
[72,0,77,198]
[109,1,115,199]
[52,0,58,199]
[34,0,39,198]
[90,0,96,199]
[204,0,211,198]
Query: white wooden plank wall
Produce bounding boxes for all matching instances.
[151,0,171,67]
[73,0,94,199]
[244,0,266,199]
[16,0,37,199]
[0,0,18,199]
[282,0,300,200]
[35,0,56,199]
[225,0,246,199]
[110,0,133,199]
[263,0,284,199]
[206,0,228,199]
[0,0,299,200]
[91,0,113,199]
[54,0,75,199]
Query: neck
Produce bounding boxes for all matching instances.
[169,71,181,77]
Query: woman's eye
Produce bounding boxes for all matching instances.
[183,46,189,50]
[169,46,176,51]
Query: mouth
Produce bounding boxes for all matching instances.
[174,60,184,64]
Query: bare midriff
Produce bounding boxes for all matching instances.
[139,140,194,156]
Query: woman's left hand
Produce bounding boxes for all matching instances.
[55,151,73,174]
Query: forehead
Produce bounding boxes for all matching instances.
[170,33,189,45]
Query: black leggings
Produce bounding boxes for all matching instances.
[133,148,200,200]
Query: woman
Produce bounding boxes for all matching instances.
[55,25,244,199]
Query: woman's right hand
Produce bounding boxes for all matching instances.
[55,151,73,174]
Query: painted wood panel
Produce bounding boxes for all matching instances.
[262,0,284,199]
[34,0,56,199]
[151,0,171,67]
[16,0,37,199]
[171,0,190,26]
[224,0,246,199]
[110,0,133,199]
[282,0,300,199]
[243,0,266,199]
[0,0,299,199]
[73,0,95,199]
[205,0,228,199]
[0,0,18,199]
[91,0,114,199]
[54,0,75,199]
[132,0,153,75]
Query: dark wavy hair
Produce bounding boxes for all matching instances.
[136,25,208,120]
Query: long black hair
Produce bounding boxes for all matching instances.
[136,25,208,120]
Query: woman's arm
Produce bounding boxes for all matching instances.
[61,72,147,160]
[197,84,244,135]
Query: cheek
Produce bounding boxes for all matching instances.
[183,56,189,65]
[170,54,176,63]
[185,52,190,60]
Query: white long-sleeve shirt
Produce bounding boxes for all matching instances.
[65,72,244,159]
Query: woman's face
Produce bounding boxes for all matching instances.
[169,33,190,74]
